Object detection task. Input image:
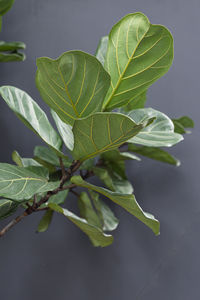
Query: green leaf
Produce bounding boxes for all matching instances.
[12,150,44,168]
[103,12,173,110]
[36,50,110,125]
[51,110,74,151]
[71,176,160,235]
[119,151,141,161]
[72,112,149,161]
[172,116,194,134]
[128,144,180,166]
[0,163,59,201]
[0,86,63,155]
[0,199,18,220]
[0,52,25,62]
[37,209,54,233]
[0,41,25,51]
[89,191,119,231]
[123,90,147,111]
[34,146,70,168]
[127,108,183,147]
[0,0,15,16]
[48,189,68,205]
[49,203,113,247]
[95,36,108,66]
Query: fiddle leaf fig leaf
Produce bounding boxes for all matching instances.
[34,146,70,168]
[37,209,54,233]
[123,90,147,111]
[48,189,69,205]
[49,203,113,247]
[0,41,25,51]
[128,144,180,166]
[72,112,149,161]
[0,0,15,16]
[95,36,108,66]
[127,108,183,147]
[0,163,60,201]
[103,12,173,110]
[0,86,63,155]
[51,110,74,151]
[89,191,119,231]
[172,116,194,134]
[36,51,110,125]
[0,199,18,220]
[71,176,160,235]
[0,52,25,62]
[0,42,26,62]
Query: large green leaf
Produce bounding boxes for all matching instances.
[103,12,173,110]
[128,144,180,166]
[172,116,194,134]
[0,163,59,201]
[0,199,18,220]
[71,176,160,235]
[0,0,15,16]
[0,86,63,155]
[95,36,108,66]
[49,203,113,247]
[72,112,150,161]
[51,110,74,151]
[127,108,183,147]
[36,51,110,125]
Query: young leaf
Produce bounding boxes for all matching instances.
[72,112,148,161]
[0,52,25,62]
[51,110,74,151]
[49,203,113,247]
[103,12,173,110]
[95,36,108,66]
[37,209,54,233]
[89,191,119,231]
[0,41,25,51]
[172,116,194,134]
[71,176,160,235]
[36,51,110,125]
[128,144,180,166]
[0,199,18,220]
[0,86,63,155]
[0,163,59,201]
[0,0,15,16]
[127,108,183,147]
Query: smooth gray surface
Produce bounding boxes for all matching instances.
[0,0,199,299]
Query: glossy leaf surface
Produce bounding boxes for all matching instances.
[103,13,173,110]
[95,36,108,65]
[0,86,63,154]
[49,203,113,247]
[128,108,183,147]
[36,51,110,125]
[71,176,160,235]
[0,199,18,220]
[0,163,59,201]
[72,112,147,161]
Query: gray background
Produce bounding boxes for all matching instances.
[0,0,199,299]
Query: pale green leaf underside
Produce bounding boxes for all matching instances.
[49,203,113,247]
[72,112,146,161]
[36,50,110,125]
[0,199,18,220]
[71,176,160,235]
[0,86,63,155]
[128,108,183,147]
[104,12,173,110]
[0,163,59,201]
[95,36,108,66]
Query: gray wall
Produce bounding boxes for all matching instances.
[0,0,200,299]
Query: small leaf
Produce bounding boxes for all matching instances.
[0,41,25,51]
[34,146,70,168]
[103,13,173,110]
[89,191,119,231]
[0,163,59,201]
[0,0,15,16]
[72,112,148,161]
[128,144,180,166]
[51,110,74,151]
[127,108,183,147]
[0,86,63,155]
[71,176,160,235]
[37,209,54,233]
[36,50,110,125]
[95,36,108,66]
[49,203,113,247]
[48,189,68,205]
[0,52,25,62]
[0,199,18,220]
[101,150,127,179]
[172,116,194,134]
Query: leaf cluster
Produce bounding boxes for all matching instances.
[0,13,193,246]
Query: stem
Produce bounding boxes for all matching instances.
[0,211,28,237]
